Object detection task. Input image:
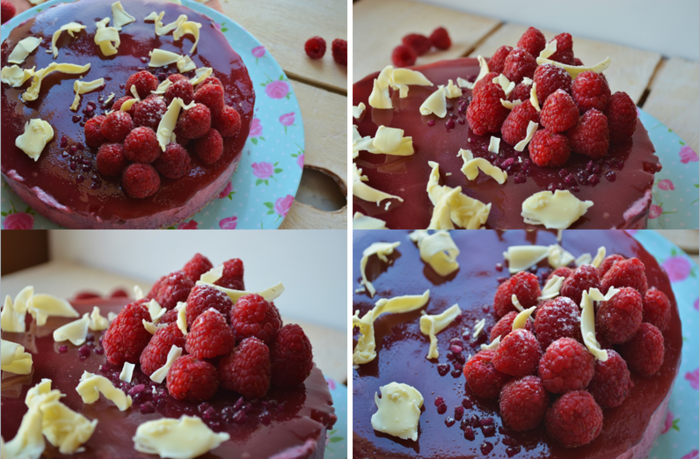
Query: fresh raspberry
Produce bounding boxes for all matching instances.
[429,27,451,50]
[642,287,671,333]
[538,338,595,393]
[471,72,500,98]
[304,36,326,59]
[391,44,417,68]
[529,129,570,167]
[112,96,137,117]
[596,287,643,344]
[186,309,235,359]
[489,45,513,74]
[139,322,186,376]
[133,96,167,131]
[102,299,152,365]
[534,64,572,105]
[84,115,108,148]
[185,284,234,327]
[540,89,578,132]
[587,350,633,409]
[402,33,431,56]
[126,71,159,99]
[574,58,584,66]
[167,74,188,84]
[560,264,601,305]
[331,39,347,66]
[214,258,245,290]
[463,350,511,399]
[153,143,191,179]
[181,253,213,283]
[600,257,648,295]
[547,266,573,282]
[212,105,242,138]
[489,311,532,342]
[96,143,129,176]
[501,100,539,146]
[567,109,610,159]
[618,323,664,376]
[546,390,603,447]
[151,271,194,310]
[158,308,178,324]
[231,294,282,344]
[1,0,16,24]
[493,329,542,377]
[166,354,219,401]
[572,71,611,114]
[194,83,225,115]
[499,375,548,431]
[270,324,314,388]
[197,76,223,89]
[122,163,160,199]
[123,127,160,163]
[194,129,224,165]
[100,111,133,142]
[466,80,509,136]
[509,81,532,103]
[598,254,626,278]
[176,103,211,140]
[502,48,537,84]
[605,91,637,143]
[517,27,546,58]
[493,271,541,317]
[534,297,582,350]
[218,337,271,399]
[547,33,575,66]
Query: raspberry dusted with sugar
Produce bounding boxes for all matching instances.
[463,349,511,399]
[499,375,548,431]
[186,309,235,359]
[331,39,347,66]
[139,322,186,376]
[466,79,509,136]
[177,103,211,140]
[152,270,194,310]
[598,254,626,278]
[122,163,160,199]
[304,36,326,59]
[509,81,532,103]
[195,83,225,115]
[547,33,575,65]
[213,105,242,138]
[493,271,540,317]
[538,338,595,393]
[643,287,671,333]
[185,284,234,327]
[84,115,107,148]
[534,64,572,104]
[112,96,137,117]
[134,96,167,131]
[561,264,601,305]
[489,311,532,342]
[194,129,224,165]
[2,0,16,24]
[605,91,637,143]
[568,109,610,159]
[214,258,245,290]
[471,71,500,97]
[601,257,648,294]
[546,390,603,448]
[159,308,178,324]
[402,33,432,56]
[529,129,570,167]
[501,100,539,146]
[96,143,128,176]
[391,45,417,68]
[167,74,188,84]
[100,111,133,142]
[534,297,582,350]
[488,45,513,74]
[198,76,223,89]
[126,71,159,99]
[231,294,282,344]
[181,253,213,283]
[153,143,191,179]
[166,354,219,401]
[540,90,579,132]
[548,266,573,282]
[596,287,643,344]
[123,127,161,163]
[218,336,271,399]
[619,323,665,376]
[493,329,542,377]
[517,27,546,59]
[429,27,451,50]
[587,349,633,409]
[270,324,314,388]
[102,299,152,365]
[572,71,611,114]
[502,47,537,84]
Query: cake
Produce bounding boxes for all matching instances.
[1,0,255,228]
[352,230,682,458]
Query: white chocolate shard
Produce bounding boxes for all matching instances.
[521,190,594,229]
[359,241,400,297]
[371,382,423,441]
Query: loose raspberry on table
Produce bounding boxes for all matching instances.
[139,322,186,376]
[212,105,242,138]
[509,81,532,103]
[218,336,271,399]
[166,354,219,401]
[126,71,159,99]
[546,390,603,448]
[605,91,637,143]
[112,96,137,117]
[538,338,595,394]
[123,127,161,163]
[186,309,235,359]
[493,271,541,317]
[502,47,537,84]
[567,109,610,159]
[618,323,664,376]
[214,258,245,290]
[133,96,167,131]
[185,284,234,327]
[600,257,648,294]
[596,287,643,344]
[499,375,548,431]
[102,299,152,365]
[331,39,347,66]
[122,163,160,199]
[572,71,611,114]
[534,297,582,350]
[529,129,570,167]
[167,74,188,84]
[270,324,314,388]
[547,33,575,66]
[195,83,225,115]
[391,44,417,68]
[598,254,626,278]
[96,143,129,176]
[463,350,511,399]
[540,89,579,132]
[181,253,213,283]
[194,129,224,165]
[153,143,191,179]
[642,287,671,333]
[231,294,282,344]
[84,115,107,148]
[176,103,211,140]
[489,311,532,342]
[488,45,513,75]
[493,329,542,377]
[587,349,633,409]
[429,27,451,50]
[304,36,327,59]
[517,27,546,58]
[560,264,601,305]
[501,100,539,146]
[151,270,194,310]
[402,33,432,56]
[466,80,509,136]
[2,0,16,24]
[100,111,133,142]
[547,266,573,282]
[534,64,572,104]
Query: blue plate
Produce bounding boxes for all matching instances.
[325,377,348,459]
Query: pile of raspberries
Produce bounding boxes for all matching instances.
[391,27,452,68]
[102,253,314,402]
[84,70,242,199]
[467,27,638,168]
[463,251,670,448]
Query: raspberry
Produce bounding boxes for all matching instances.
[126,71,159,99]
[501,100,539,146]
[429,27,451,50]
[84,115,107,148]
[596,287,643,344]
[642,287,671,333]
[560,264,601,305]
[133,96,167,131]
[600,257,648,294]
[177,103,211,139]
[463,350,511,399]
[194,83,225,115]
[618,323,664,376]
[214,258,245,290]
[218,337,271,399]
[471,72,500,98]
[231,294,282,344]
[100,111,133,142]
[153,143,191,179]
[547,33,575,66]
[197,76,223,89]
[270,324,314,388]
[509,81,532,103]
[572,71,611,114]
[185,284,234,327]
[123,127,160,163]
[598,254,626,278]
[402,33,431,56]
[489,45,513,74]
[567,109,610,159]
[517,27,546,58]
[545,391,603,447]
[391,44,417,68]
[151,271,194,310]
[499,376,548,431]
[502,48,537,84]
[1,0,16,24]
[166,354,219,401]
[534,64,572,104]
[186,309,235,359]
[122,163,160,199]
[112,96,137,117]
[304,36,326,59]
[167,74,188,84]
[540,89,579,132]
[548,266,573,282]
[102,299,152,365]
[493,329,542,377]
[587,350,633,409]
[96,143,128,177]
[534,297,582,350]
[493,271,540,317]
[139,322,186,376]
[605,91,637,143]
[181,253,213,283]
[538,338,595,394]
[466,80,508,136]
[529,129,570,167]
[191,129,222,165]
[331,39,347,66]
[159,308,178,324]
[212,105,242,138]
[489,311,532,342]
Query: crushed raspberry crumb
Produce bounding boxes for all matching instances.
[499,375,548,431]
[186,309,235,359]
[185,284,234,327]
[270,324,314,388]
[231,294,282,344]
[402,33,432,56]
[493,329,542,377]
[304,36,326,59]
[391,44,417,68]
[600,257,648,294]
[489,311,532,342]
[596,287,643,344]
[331,38,347,66]
[123,127,161,163]
[177,103,211,140]
[139,322,186,376]
[503,47,537,84]
[195,83,225,115]
[126,71,159,99]
[642,287,671,333]
[218,336,271,399]
[96,143,128,176]
[102,299,151,365]
[529,129,570,167]
[517,27,546,58]
[463,350,511,399]
[489,45,513,75]
[605,91,637,143]
[100,111,133,142]
[153,143,191,179]
[538,338,595,393]
[534,296,582,350]
[540,89,579,132]
[214,258,245,290]
[167,354,219,401]
[572,71,611,114]
[501,100,539,146]
[466,79,509,136]
[618,322,664,376]
[194,129,224,165]
[493,271,541,317]
[561,264,601,305]
[429,27,451,50]
[587,349,633,409]
[546,390,603,447]
[84,115,107,148]
[567,109,610,159]
[212,105,242,138]
[122,163,160,199]
[134,96,167,131]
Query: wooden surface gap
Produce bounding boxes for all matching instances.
[461,21,504,58]
[286,71,348,97]
[639,56,667,108]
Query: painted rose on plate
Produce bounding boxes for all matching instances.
[219,216,238,229]
[262,75,290,100]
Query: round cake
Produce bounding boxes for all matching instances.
[352,230,682,458]
[1,0,255,228]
